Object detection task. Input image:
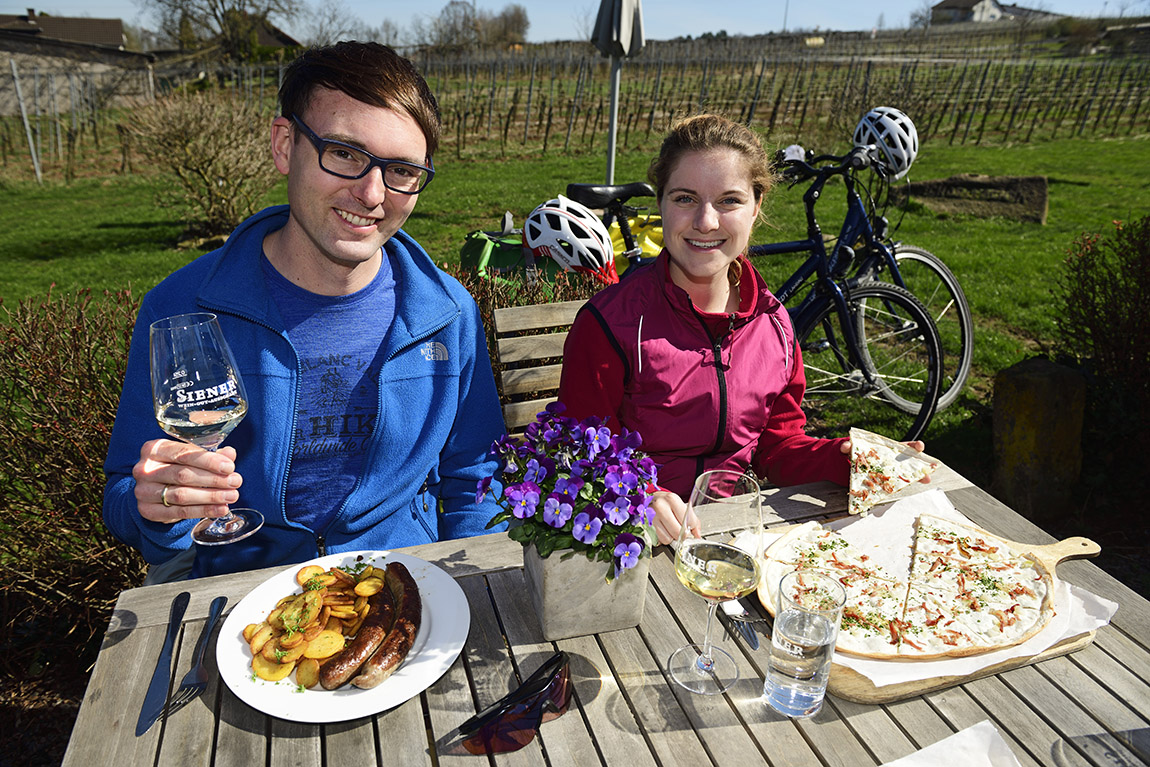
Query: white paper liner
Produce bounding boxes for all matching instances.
[880,720,1023,767]
[750,489,1119,688]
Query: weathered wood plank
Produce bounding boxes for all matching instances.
[962,674,1092,766]
[881,696,961,752]
[1063,642,1150,724]
[325,717,387,764]
[1092,627,1150,687]
[61,622,161,767]
[500,362,563,395]
[505,397,557,429]
[268,718,321,766]
[214,684,267,764]
[1006,659,1148,766]
[488,568,613,767]
[923,685,1044,767]
[493,300,586,333]
[497,332,569,364]
[597,607,716,766]
[455,574,546,767]
[825,696,917,764]
[371,697,433,766]
[420,650,475,766]
[154,617,224,767]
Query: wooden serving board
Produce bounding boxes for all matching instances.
[757,521,1103,704]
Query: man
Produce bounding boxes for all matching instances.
[103,41,506,581]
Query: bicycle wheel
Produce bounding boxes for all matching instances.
[876,245,973,410]
[794,283,943,442]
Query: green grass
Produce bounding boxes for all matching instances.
[742,134,1150,474]
[2,133,1148,485]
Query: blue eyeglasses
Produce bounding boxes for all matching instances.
[291,114,435,195]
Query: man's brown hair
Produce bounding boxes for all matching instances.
[279,41,441,159]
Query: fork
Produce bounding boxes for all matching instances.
[720,597,769,649]
[165,595,227,718]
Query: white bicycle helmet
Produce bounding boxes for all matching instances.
[524,195,618,285]
[853,106,919,180]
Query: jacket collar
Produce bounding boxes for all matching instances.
[655,249,783,320]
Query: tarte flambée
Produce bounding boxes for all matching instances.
[762,514,1055,660]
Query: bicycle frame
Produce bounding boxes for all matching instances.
[749,167,872,372]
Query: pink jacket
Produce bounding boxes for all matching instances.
[558,251,848,499]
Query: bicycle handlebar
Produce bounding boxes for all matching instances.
[779,145,888,185]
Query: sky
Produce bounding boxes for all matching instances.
[12,0,1138,44]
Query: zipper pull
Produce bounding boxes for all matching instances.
[315,533,326,557]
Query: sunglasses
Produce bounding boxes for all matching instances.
[458,651,573,755]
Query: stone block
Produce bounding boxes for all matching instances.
[992,357,1085,521]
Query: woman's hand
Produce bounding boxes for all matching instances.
[132,441,243,523]
[649,490,702,545]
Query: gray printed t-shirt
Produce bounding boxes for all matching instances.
[262,254,396,534]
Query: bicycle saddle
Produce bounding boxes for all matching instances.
[565,182,656,209]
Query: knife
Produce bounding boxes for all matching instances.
[136,591,190,736]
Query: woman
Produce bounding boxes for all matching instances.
[558,114,921,544]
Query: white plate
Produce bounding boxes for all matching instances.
[217,550,469,723]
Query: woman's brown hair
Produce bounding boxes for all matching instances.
[647,113,776,227]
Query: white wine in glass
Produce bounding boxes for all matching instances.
[150,312,263,546]
[668,470,763,695]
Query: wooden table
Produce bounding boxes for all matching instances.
[62,465,1150,767]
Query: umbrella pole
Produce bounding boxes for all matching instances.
[606,55,622,185]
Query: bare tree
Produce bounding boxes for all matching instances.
[140,0,302,61]
[302,0,359,45]
[573,3,596,41]
[431,0,480,49]
[486,4,529,46]
[909,0,933,30]
[408,2,529,50]
[376,19,403,47]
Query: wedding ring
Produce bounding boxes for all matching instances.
[161,485,171,507]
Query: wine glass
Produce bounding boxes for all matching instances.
[668,469,763,695]
[149,312,263,546]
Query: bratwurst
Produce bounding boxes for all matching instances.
[318,582,396,690]
[351,562,423,689]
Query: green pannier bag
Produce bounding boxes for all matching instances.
[459,212,567,283]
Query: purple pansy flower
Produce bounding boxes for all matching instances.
[506,484,540,519]
[543,496,573,528]
[572,512,602,544]
[603,496,631,525]
[553,475,584,500]
[613,533,644,578]
[632,495,655,525]
[584,426,612,458]
[524,458,548,484]
[475,476,492,504]
[605,466,639,496]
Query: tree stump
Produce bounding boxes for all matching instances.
[992,357,1085,522]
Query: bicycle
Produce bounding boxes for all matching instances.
[747,144,946,442]
[770,145,973,411]
[564,181,663,272]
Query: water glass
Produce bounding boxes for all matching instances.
[763,570,846,718]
